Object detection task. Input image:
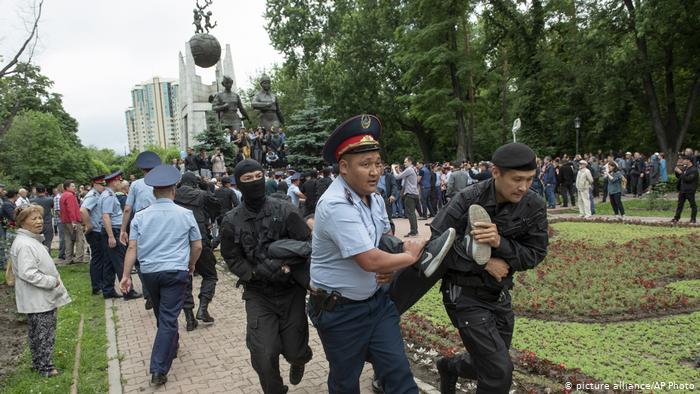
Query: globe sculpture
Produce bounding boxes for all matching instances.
[189,33,221,68]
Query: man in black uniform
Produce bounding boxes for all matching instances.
[211,177,239,249]
[174,172,221,330]
[220,159,312,394]
[430,142,548,393]
[299,170,318,217]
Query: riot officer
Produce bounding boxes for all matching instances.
[220,158,312,394]
[174,172,221,330]
[427,143,548,393]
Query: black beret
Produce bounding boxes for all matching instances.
[491,143,537,171]
[322,114,382,163]
[135,151,162,169]
[144,165,181,188]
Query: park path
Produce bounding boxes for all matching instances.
[111,218,436,394]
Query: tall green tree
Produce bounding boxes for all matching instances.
[285,89,335,169]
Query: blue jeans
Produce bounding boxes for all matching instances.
[141,270,188,375]
[545,184,557,208]
[419,187,433,217]
[308,289,418,394]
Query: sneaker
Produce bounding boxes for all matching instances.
[404,232,417,237]
[467,205,491,265]
[123,290,142,300]
[150,373,167,386]
[417,228,456,277]
[436,357,458,394]
[289,363,305,385]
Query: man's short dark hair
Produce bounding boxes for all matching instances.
[63,180,73,190]
[322,167,331,177]
[6,189,18,198]
[36,184,46,193]
[405,156,414,164]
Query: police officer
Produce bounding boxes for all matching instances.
[80,175,107,295]
[119,164,203,386]
[428,143,548,393]
[220,158,312,394]
[309,114,425,394]
[101,170,141,300]
[174,172,220,330]
[120,151,162,309]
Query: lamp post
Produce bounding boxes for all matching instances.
[574,116,581,155]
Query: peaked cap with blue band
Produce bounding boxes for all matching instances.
[322,114,382,163]
[144,164,182,188]
[135,151,162,170]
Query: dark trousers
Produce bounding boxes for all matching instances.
[85,231,105,292]
[184,246,218,309]
[27,308,57,374]
[629,173,640,196]
[442,287,515,394]
[403,194,419,234]
[101,228,127,296]
[41,223,54,255]
[141,270,189,375]
[544,184,556,208]
[308,288,417,394]
[610,193,625,216]
[602,178,609,202]
[561,183,576,207]
[419,187,434,217]
[244,284,312,394]
[674,192,697,221]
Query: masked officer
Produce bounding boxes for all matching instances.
[101,170,141,300]
[119,151,162,309]
[422,143,548,393]
[120,164,203,386]
[80,174,107,295]
[309,114,429,394]
[220,158,313,394]
[174,172,221,330]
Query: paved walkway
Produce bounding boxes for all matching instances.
[111,219,438,393]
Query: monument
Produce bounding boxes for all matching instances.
[212,76,249,132]
[188,0,220,68]
[251,74,285,130]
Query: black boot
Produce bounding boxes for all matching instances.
[437,357,458,394]
[184,308,198,331]
[196,301,215,323]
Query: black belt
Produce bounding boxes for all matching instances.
[309,288,375,314]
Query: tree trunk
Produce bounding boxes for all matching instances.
[449,27,468,161]
[501,56,509,144]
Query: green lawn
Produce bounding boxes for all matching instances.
[563,197,678,218]
[0,264,109,394]
[408,221,700,388]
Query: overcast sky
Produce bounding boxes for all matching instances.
[1,0,284,153]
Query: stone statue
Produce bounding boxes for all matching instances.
[251,74,284,130]
[204,11,217,32]
[212,76,249,131]
[193,8,204,34]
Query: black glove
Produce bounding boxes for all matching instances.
[254,259,290,283]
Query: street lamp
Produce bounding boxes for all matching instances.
[574,116,581,155]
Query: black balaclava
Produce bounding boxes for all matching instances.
[234,159,266,212]
[180,172,199,187]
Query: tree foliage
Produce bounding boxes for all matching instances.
[284,89,335,169]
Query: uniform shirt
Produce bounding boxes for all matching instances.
[129,199,201,273]
[80,189,103,232]
[311,176,390,300]
[125,178,155,212]
[100,187,123,227]
[287,183,301,206]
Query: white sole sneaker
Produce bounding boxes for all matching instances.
[418,228,456,277]
[468,204,492,265]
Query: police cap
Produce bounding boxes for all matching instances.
[144,164,181,188]
[91,174,106,184]
[322,114,381,163]
[491,143,537,171]
[135,151,162,170]
[104,170,124,182]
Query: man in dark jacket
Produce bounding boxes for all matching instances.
[299,170,318,217]
[558,159,576,207]
[175,172,221,330]
[184,147,199,173]
[30,184,55,252]
[315,167,333,200]
[379,166,400,221]
[672,156,698,224]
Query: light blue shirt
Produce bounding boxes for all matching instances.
[288,184,301,206]
[80,189,103,232]
[100,188,123,227]
[310,176,390,300]
[126,178,155,212]
[129,199,201,273]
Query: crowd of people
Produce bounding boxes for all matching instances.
[0,129,697,392]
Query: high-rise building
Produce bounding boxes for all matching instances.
[178,43,236,149]
[125,77,180,152]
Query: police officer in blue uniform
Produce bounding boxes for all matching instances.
[101,170,141,300]
[80,174,107,295]
[309,114,426,394]
[120,164,202,386]
[120,151,162,309]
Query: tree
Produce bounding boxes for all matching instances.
[0,0,43,78]
[195,111,237,168]
[284,89,335,169]
[0,110,95,187]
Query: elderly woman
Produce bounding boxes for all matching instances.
[10,204,71,377]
